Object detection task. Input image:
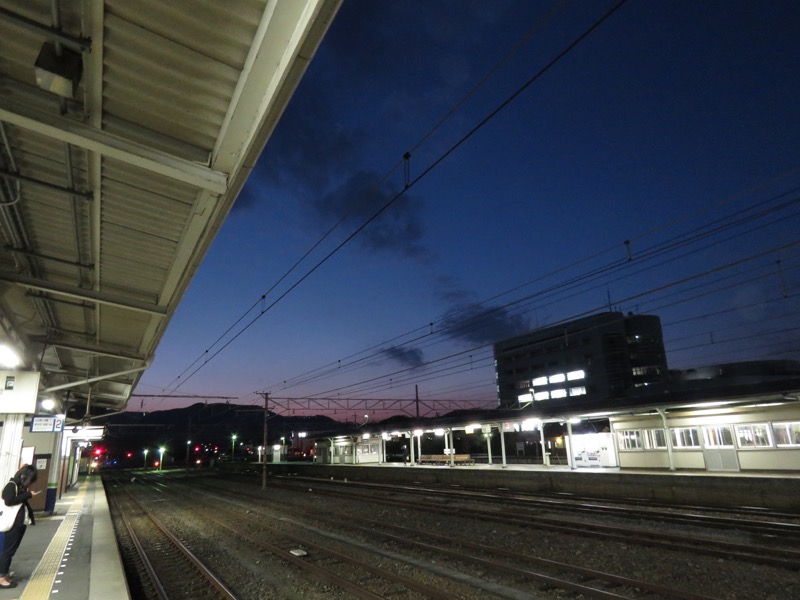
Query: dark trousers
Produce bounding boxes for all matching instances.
[0,524,26,575]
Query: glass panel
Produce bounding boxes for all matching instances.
[774,422,800,447]
[703,425,734,448]
[671,427,700,448]
[645,428,667,449]
[617,429,642,450]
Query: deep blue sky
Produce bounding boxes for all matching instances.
[135,0,800,417]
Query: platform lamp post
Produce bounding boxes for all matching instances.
[231,434,237,460]
[186,440,191,467]
[143,448,148,469]
[159,447,165,471]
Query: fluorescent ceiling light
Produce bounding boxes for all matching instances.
[0,344,21,368]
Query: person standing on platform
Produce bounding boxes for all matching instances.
[0,465,39,589]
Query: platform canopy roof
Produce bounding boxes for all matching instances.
[0,0,340,422]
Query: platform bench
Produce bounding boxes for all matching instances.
[418,454,474,465]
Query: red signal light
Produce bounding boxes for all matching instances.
[94,448,103,456]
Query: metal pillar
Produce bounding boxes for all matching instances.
[567,421,576,469]
[657,408,676,471]
[539,422,548,466]
[448,429,455,467]
[499,423,507,468]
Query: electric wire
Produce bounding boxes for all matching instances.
[266,199,800,396]
[158,0,630,399]
[294,248,799,401]
[158,0,569,396]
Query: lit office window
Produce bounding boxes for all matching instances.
[567,370,585,381]
[550,388,567,398]
[702,425,734,448]
[532,376,548,387]
[549,373,566,384]
[671,427,700,448]
[534,391,550,401]
[568,386,586,396]
[644,429,667,449]
[735,424,772,448]
[774,422,800,447]
[617,429,642,450]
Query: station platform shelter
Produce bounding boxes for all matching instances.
[0,476,128,600]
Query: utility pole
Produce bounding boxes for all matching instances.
[259,392,269,490]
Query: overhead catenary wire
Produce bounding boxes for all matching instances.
[261,197,800,397]
[287,248,799,402]
[158,0,630,400]
[159,2,570,397]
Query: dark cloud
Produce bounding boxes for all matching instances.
[439,303,529,346]
[382,345,425,368]
[436,279,530,345]
[315,171,428,259]
[234,75,366,213]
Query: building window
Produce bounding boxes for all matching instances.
[566,369,585,381]
[533,391,549,401]
[550,388,567,398]
[532,376,548,386]
[773,422,800,447]
[735,424,772,448]
[617,429,642,450]
[568,386,586,396]
[644,428,667,449]
[671,427,700,448]
[703,425,734,448]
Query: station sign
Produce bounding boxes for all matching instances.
[30,414,64,433]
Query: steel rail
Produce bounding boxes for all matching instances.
[204,478,716,600]
[269,476,800,569]
[107,491,170,600]
[120,487,240,600]
[210,513,454,600]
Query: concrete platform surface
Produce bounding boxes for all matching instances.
[0,475,129,600]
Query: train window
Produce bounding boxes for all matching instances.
[617,429,642,450]
[735,424,772,448]
[774,422,800,446]
[702,425,734,448]
[671,427,700,448]
[643,428,667,449]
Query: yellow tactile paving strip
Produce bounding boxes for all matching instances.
[20,481,87,600]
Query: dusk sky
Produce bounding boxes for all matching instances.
[134,1,800,418]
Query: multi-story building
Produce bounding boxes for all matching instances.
[494,312,668,410]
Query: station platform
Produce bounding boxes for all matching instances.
[0,475,129,600]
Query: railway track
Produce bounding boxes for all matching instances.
[105,478,239,600]
[204,483,718,600]
[107,473,484,598]
[114,471,764,599]
[267,474,800,569]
